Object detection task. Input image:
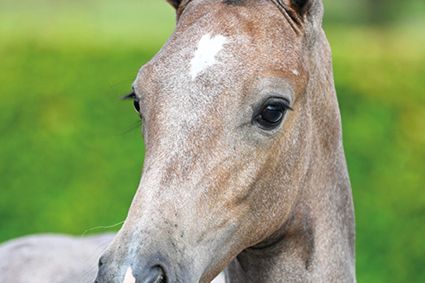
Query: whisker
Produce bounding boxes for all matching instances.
[80,220,125,237]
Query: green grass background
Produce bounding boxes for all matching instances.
[0,0,424,282]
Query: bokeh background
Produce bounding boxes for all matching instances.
[0,0,424,282]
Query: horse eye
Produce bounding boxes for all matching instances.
[133,99,140,113]
[254,97,292,130]
[122,91,141,114]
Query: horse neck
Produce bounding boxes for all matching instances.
[224,33,356,283]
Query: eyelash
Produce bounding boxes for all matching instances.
[122,91,137,100]
[123,91,143,117]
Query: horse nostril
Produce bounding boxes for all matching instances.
[150,265,167,283]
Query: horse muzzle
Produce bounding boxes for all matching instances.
[95,255,174,283]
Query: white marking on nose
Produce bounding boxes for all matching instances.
[123,267,136,283]
[211,272,226,283]
[190,33,227,80]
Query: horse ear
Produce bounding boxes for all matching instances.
[281,0,323,24]
[289,0,313,16]
[167,0,182,9]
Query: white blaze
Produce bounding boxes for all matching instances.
[123,267,136,283]
[190,33,227,80]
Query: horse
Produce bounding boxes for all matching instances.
[96,0,355,282]
[0,0,355,282]
[0,234,114,283]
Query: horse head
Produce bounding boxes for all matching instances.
[96,1,355,282]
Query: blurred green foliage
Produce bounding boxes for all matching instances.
[0,0,424,282]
